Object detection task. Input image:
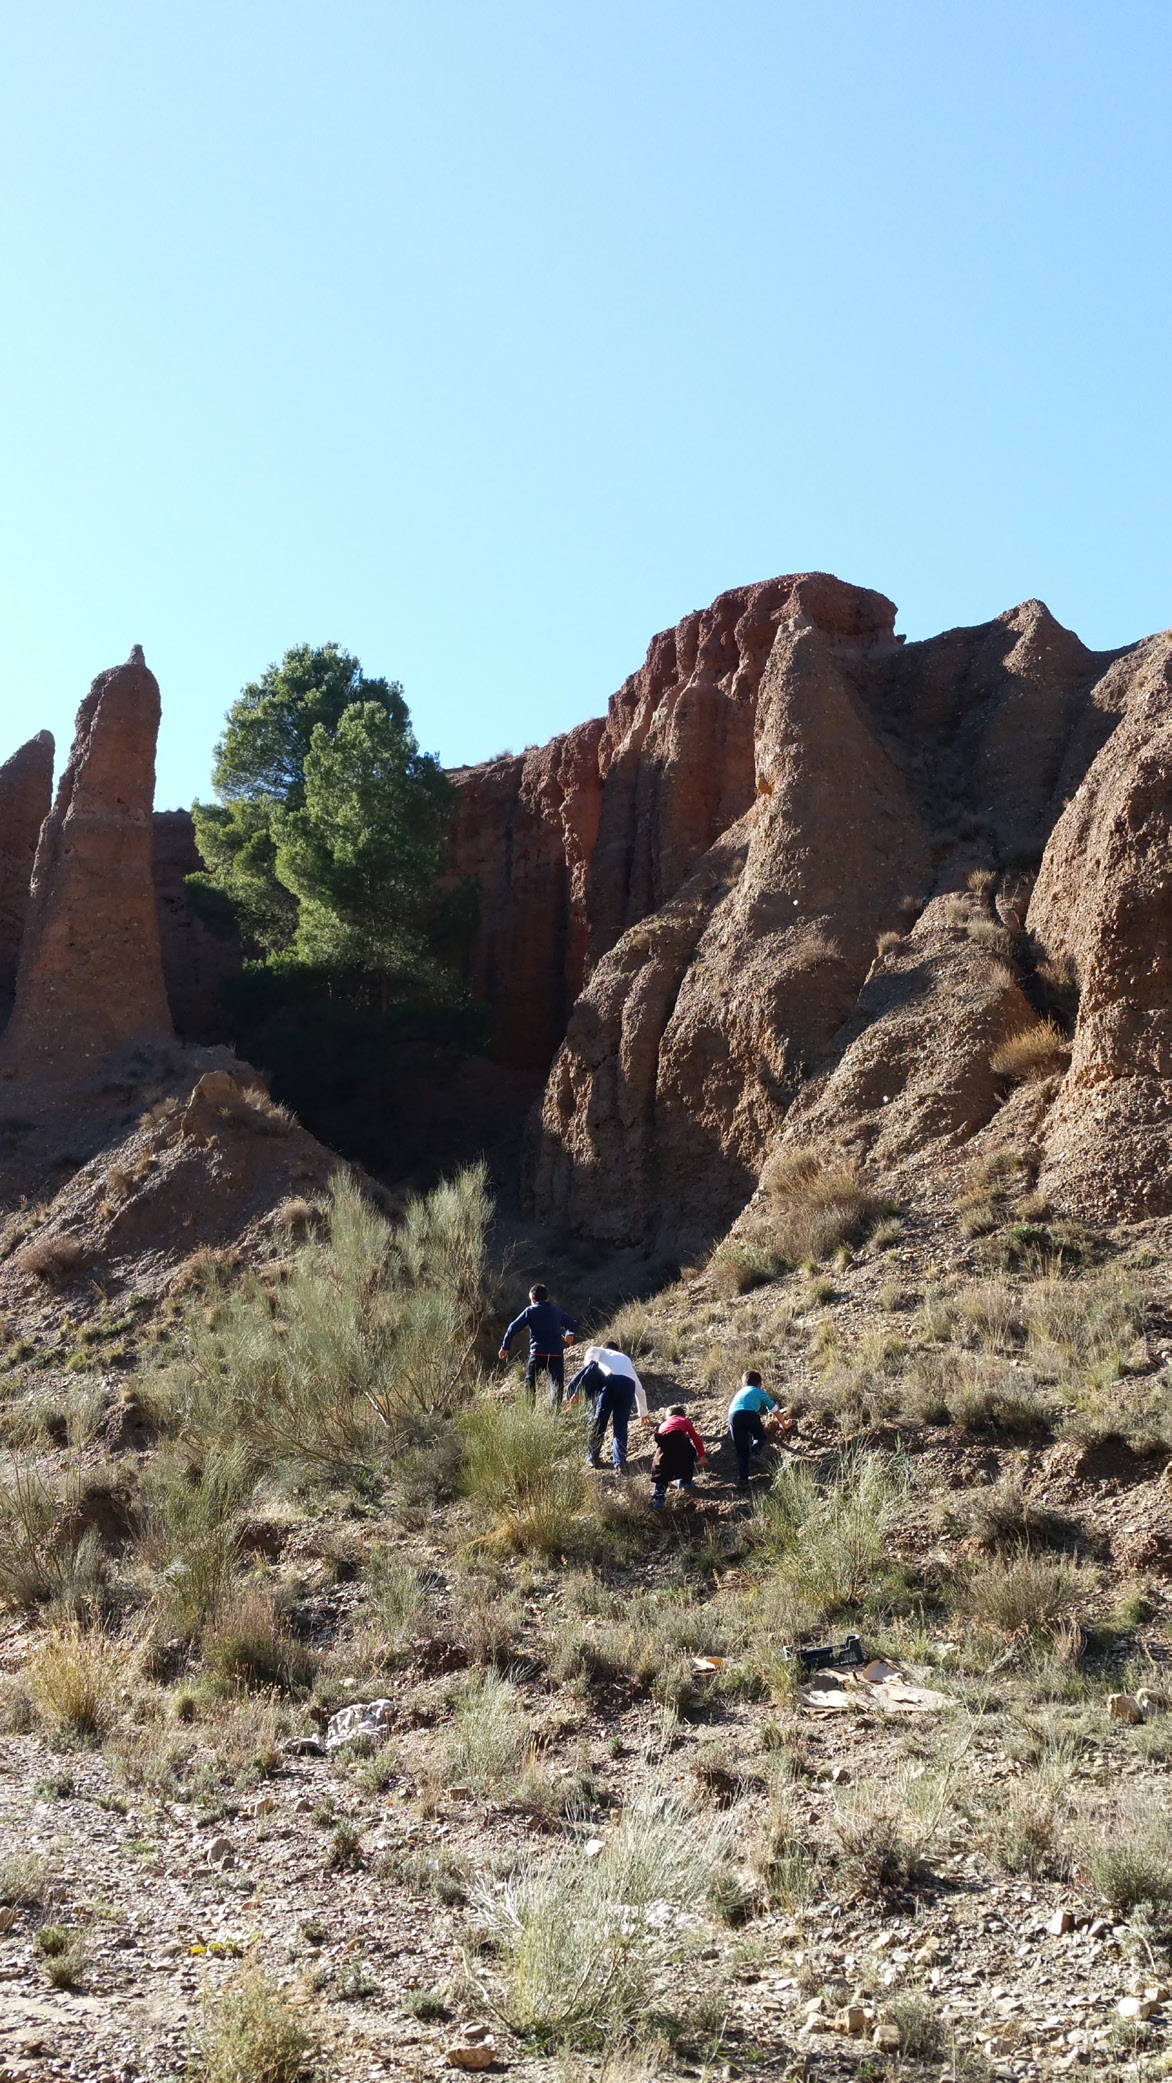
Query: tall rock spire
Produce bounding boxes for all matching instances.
[0,648,173,1080]
[0,730,54,1015]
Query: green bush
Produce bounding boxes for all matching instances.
[459,1395,586,1556]
[162,1166,491,1480]
[750,1451,911,1620]
[192,1966,317,2083]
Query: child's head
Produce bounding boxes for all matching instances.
[743,1369,763,1388]
[530,1282,549,1303]
[669,1404,685,1417]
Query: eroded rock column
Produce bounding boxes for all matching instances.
[0,648,173,1081]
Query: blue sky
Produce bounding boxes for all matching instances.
[1,1,1170,807]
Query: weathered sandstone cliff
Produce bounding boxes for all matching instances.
[452,574,1169,1253]
[0,731,53,1017]
[152,808,241,1043]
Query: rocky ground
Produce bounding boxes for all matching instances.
[3,1174,1172,2083]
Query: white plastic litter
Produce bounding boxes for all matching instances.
[325,1699,395,1751]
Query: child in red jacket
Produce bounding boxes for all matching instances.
[650,1406,708,1508]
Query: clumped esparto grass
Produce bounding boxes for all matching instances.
[990,1018,1072,1083]
[1084,1792,1172,1911]
[444,1668,531,1791]
[201,1588,316,1695]
[0,1456,106,1613]
[192,1966,317,2083]
[28,1618,138,1742]
[459,1396,586,1556]
[709,1150,890,1293]
[963,1551,1084,1642]
[750,1451,910,1623]
[471,1799,732,2037]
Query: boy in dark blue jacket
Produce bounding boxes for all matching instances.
[499,1284,579,1407]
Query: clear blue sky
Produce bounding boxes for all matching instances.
[1,1,1170,808]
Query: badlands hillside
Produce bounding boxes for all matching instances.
[1,582,1172,2083]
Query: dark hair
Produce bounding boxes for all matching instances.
[743,1369,762,1387]
[530,1283,549,1303]
[669,1404,685,1417]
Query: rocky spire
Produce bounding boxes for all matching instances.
[0,648,173,1080]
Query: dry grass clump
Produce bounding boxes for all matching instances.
[1084,1793,1172,1911]
[471,1800,733,2037]
[947,1360,1053,1438]
[136,1448,252,1640]
[967,915,1016,965]
[789,924,844,970]
[954,1149,1033,1237]
[987,1762,1073,1877]
[598,1300,680,1364]
[202,1588,316,1696]
[28,1618,139,1742]
[443,1669,532,1792]
[991,1018,1071,1083]
[712,1151,888,1292]
[14,1234,88,1285]
[831,1785,933,1899]
[192,1966,317,2083]
[967,1481,1077,1553]
[875,929,903,958]
[0,1458,108,1613]
[962,1551,1084,1642]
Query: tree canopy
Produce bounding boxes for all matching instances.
[190,643,456,978]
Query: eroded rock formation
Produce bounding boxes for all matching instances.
[0,649,173,1082]
[453,573,1172,1253]
[153,809,242,1043]
[0,731,53,1017]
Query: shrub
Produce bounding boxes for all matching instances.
[967,1481,1076,1553]
[885,1993,947,2060]
[0,1457,106,1613]
[954,1149,1032,1237]
[192,1966,317,2083]
[29,1618,138,1742]
[1085,1793,1172,1910]
[831,1787,932,1898]
[988,1765,1071,1876]
[136,1449,252,1640]
[165,1167,492,1477]
[756,1150,888,1267]
[751,1451,910,1619]
[948,1363,1053,1438]
[202,1589,316,1695]
[990,1019,1071,1082]
[39,1928,88,1988]
[365,1557,428,1648]
[472,1800,732,2036]
[963,1552,1083,1641]
[875,930,903,958]
[598,1301,680,1365]
[967,916,1016,963]
[459,1396,586,1556]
